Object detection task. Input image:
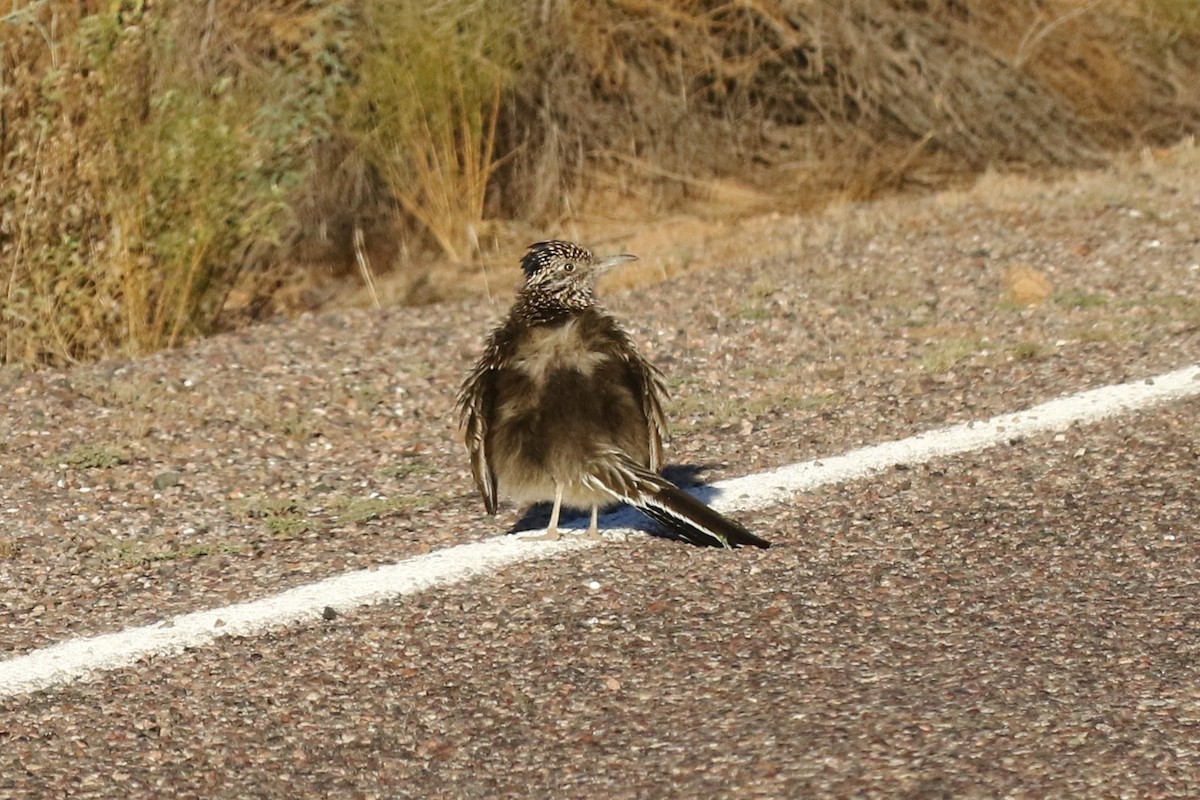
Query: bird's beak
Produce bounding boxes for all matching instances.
[595,253,638,273]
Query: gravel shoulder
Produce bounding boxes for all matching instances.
[1,144,1198,659]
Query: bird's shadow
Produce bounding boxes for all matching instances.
[506,463,723,541]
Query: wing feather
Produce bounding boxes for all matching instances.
[456,343,501,514]
[631,354,668,471]
[607,325,668,471]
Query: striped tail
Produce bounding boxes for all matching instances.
[585,456,770,549]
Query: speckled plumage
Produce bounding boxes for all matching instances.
[457,240,768,548]
[513,241,607,321]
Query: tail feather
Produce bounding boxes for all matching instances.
[638,480,771,549]
[585,456,770,549]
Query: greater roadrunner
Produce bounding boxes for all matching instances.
[457,240,769,549]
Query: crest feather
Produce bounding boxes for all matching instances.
[520,240,593,278]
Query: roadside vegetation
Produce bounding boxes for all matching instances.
[2,0,1198,367]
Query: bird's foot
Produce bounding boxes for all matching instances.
[523,528,562,542]
[579,507,603,541]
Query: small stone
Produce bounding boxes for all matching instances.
[1003,264,1053,306]
[152,471,182,490]
[322,606,338,621]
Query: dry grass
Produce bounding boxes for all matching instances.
[341,1,517,264]
[1,0,347,364]
[2,0,1197,366]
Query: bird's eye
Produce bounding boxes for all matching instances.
[563,263,575,273]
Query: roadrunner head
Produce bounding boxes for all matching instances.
[518,240,637,312]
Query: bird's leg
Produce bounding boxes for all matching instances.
[582,505,603,541]
[525,483,564,542]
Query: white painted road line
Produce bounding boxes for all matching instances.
[2,364,1199,699]
[1,537,588,700]
[707,363,1200,513]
